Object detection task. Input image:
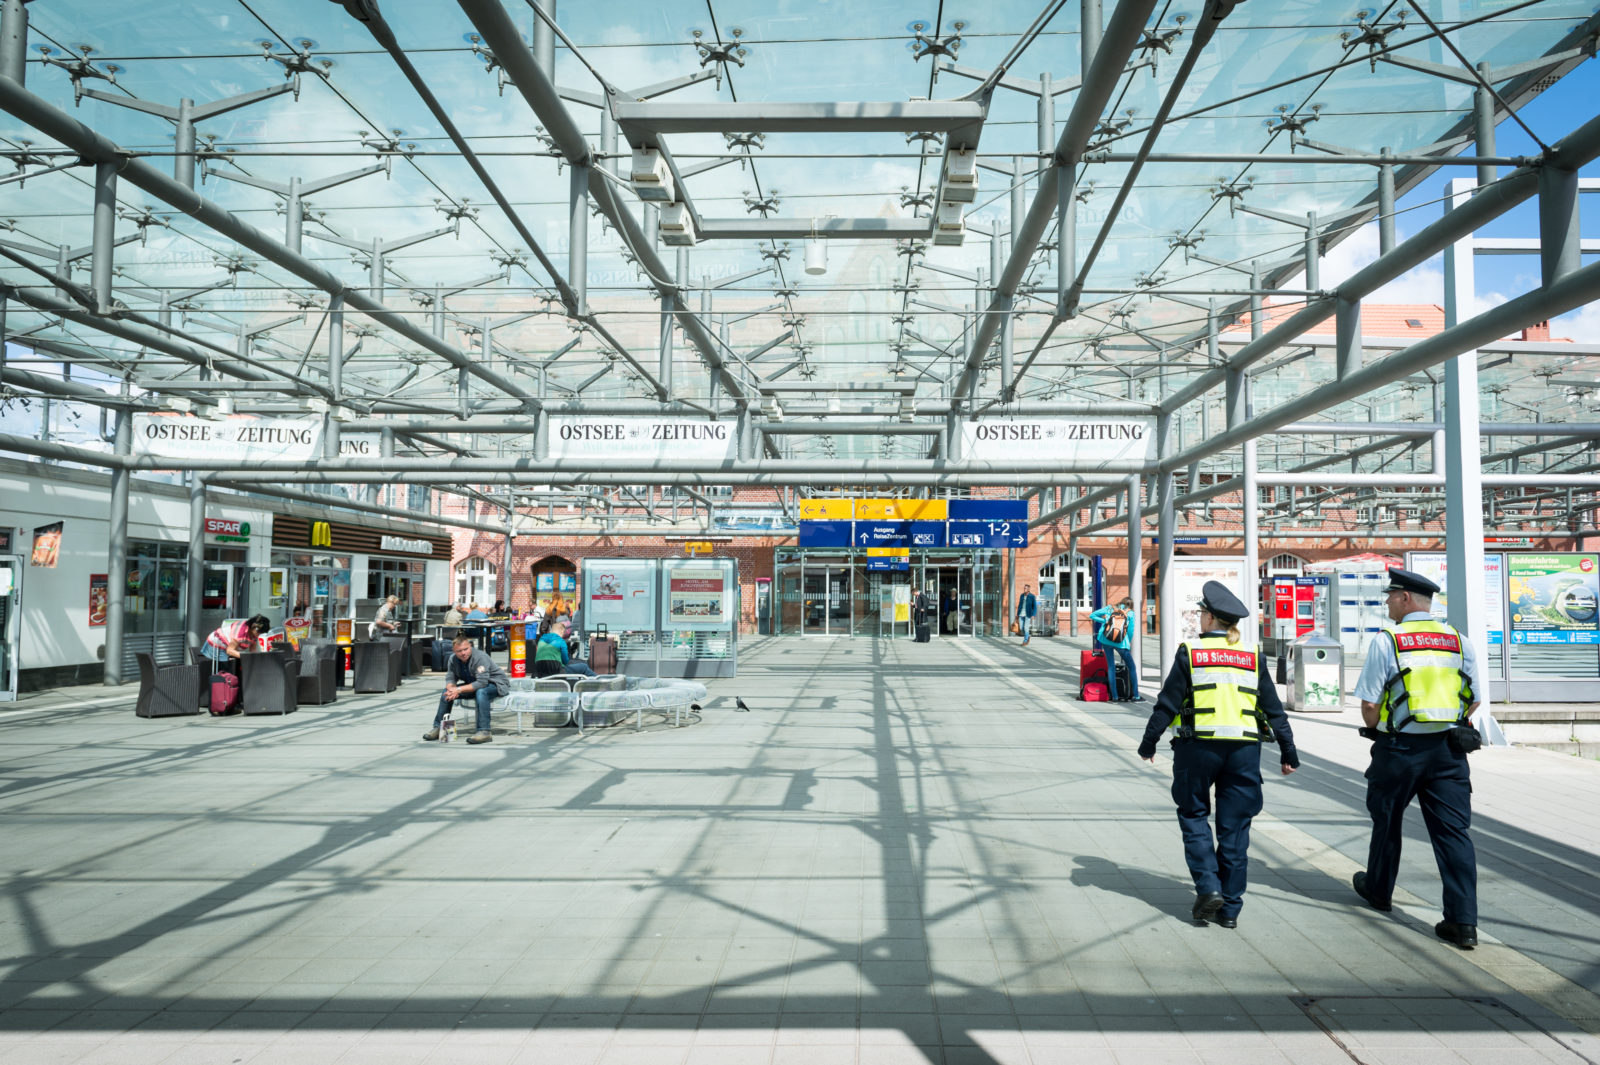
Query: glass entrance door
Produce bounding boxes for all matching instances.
[802,565,851,635]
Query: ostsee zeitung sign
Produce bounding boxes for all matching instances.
[548,416,736,461]
[960,416,1155,464]
[132,414,323,462]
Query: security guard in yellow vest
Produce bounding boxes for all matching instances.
[1351,567,1482,949]
[1139,581,1299,928]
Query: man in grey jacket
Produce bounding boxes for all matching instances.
[423,636,510,745]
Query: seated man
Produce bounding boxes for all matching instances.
[442,601,465,626]
[423,636,509,745]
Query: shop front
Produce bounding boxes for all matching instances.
[271,515,450,639]
[773,548,1004,637]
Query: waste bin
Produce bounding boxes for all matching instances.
[1288,633,1343,712]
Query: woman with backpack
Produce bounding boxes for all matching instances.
[1090,596,1141,701]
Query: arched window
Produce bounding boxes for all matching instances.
[1261,552,1305,578]
[1043,553,1094,609]
[454,556,496,605]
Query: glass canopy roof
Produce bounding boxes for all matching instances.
[1,0,1596,466]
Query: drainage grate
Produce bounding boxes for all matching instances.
[1294,995,1597,1065]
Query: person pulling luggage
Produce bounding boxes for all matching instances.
[1090,595,1141,701]
[1016,584,1038,645]
[1138,581,1299,928]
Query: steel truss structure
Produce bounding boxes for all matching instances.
[0,0,1597,686]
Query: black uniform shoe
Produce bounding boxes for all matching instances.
[1216,916,1238,929]
[1192,892,1224,923]
[1352,871,1392,912]
[1435,920,1478,949]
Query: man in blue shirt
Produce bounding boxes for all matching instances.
[1015,584,1038,645]
[1090,596,1141,701]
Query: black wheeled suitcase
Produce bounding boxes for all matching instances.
[1110,655,1133,700]
[430,638,451,672]
[914,621,931,643]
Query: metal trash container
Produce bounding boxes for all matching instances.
[1288,633,1343,712]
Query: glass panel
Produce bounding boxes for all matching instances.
[154,560,186,632]
[802,569,826,635]
[125,555,156,635]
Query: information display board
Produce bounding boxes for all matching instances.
[662,558,736,631]
[1506,553,1600,644]
[584,558,658,632]
[855,522,911,548]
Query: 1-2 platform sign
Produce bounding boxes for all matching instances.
[946,520,1027,548]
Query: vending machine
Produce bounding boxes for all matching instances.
[1271,578,1298,644]
[1295,575,1328,637]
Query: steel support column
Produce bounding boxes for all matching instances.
[0,0,25,86]
[1473,65,1497,189]
[91,162,117,315]
[104,414,131,686]
[1378,148,1396,254]
[1539,163,1581,285]
[328,293,344,401]
[186,474,205,653]
[569,162,588,314]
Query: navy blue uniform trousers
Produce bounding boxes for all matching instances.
[1364,731,1476,924]
[1171,738,1263,919]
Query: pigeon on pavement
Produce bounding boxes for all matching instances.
[735,697,750,712]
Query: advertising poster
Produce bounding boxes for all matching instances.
[283,616,312,649]
[536,573,555,593]
[31,521,63,568]
[88,574,108,627]
[558,573,576,593]
[1507,554,1600,644]
[1406,551,1505,645]
[669,566,725,623]
[1168,557,1251,643]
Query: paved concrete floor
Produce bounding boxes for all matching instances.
[1,634,1598,1065]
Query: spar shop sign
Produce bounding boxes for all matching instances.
[131,415,323,462]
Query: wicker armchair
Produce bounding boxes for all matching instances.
[238,652,299,715]
[295,643,339,705]
[134,653,202,718]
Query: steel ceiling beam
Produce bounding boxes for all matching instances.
[0,73,541,408]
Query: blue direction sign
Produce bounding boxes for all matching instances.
[948,499,1028,522]
[798,520,853,548]
[866,555,911,571]
[947,519,1028,548]
[854,521,911,547]
[908,521,947,548]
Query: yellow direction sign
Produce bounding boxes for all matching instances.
[798,498,853,521]
[683,541,714,555]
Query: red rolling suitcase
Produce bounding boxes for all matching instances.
[588,624,618,674]
[209,671,241,715]
[1079,648,1107,700]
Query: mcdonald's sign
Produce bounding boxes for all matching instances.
[310,521,332,548]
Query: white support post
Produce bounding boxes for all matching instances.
[1157,415,1177,682]
[1443,177,1497,738]
[1128,473,1143,684]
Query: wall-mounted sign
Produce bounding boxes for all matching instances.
[959,416,1155,465]
[1507,553,1600,645]
[0,528,12,553]
[131,414,323,463]
[88,573,107,627]
[548,416,736,461]
[30,522,62,568]
[379,535,434,556]
[310,521,332,548]
[684,541,714,556]
[204,518,251,543]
